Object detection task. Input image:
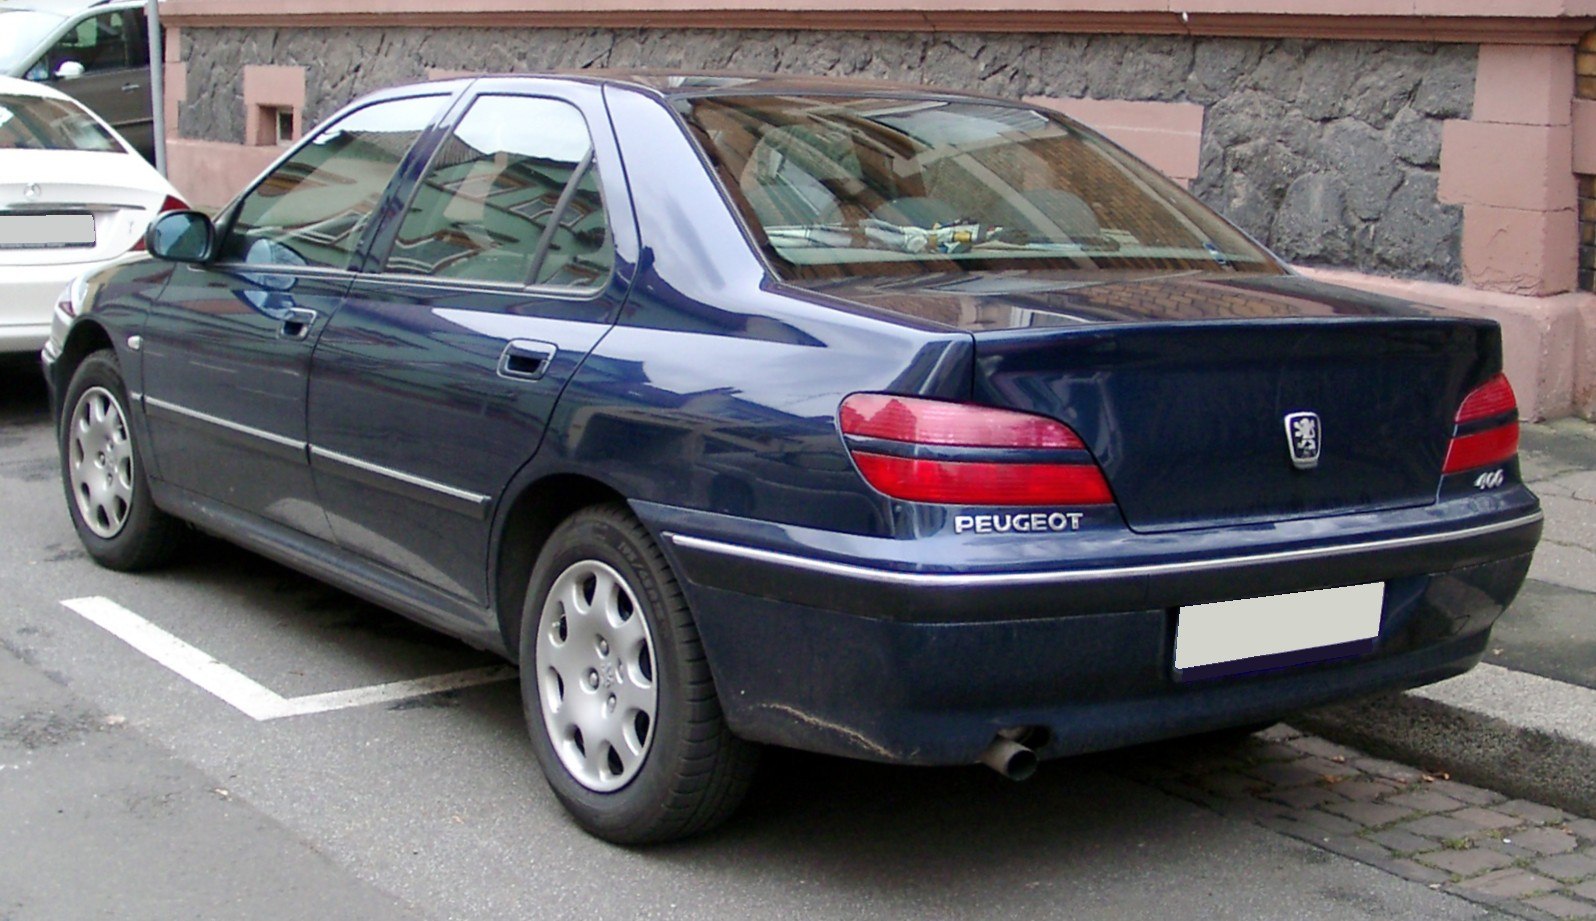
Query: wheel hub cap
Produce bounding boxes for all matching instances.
[68,386,134,539]
[536,559,657,792]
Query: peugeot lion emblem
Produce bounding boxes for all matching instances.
[23,182,41,201]
[1284,411,1321,470]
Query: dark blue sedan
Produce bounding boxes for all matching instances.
[43,72,1542,844]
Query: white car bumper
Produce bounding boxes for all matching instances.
[0,260,90,354]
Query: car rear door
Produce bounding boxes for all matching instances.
[307,80,638,605]
[139,92,452,540]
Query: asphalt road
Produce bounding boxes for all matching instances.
[0,354,1512,921]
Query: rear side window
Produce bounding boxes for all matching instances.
[220,94,445,270]
[384,95,613,289]
[0,93,119,151]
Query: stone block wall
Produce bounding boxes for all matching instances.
[175,27,1476,284]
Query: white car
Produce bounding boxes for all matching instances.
[0,74,184,353]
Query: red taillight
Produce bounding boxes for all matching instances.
[839,394,1113,506]
[1443,426,1519,475]
[851,454,1113,505]
[1455,373,1516,423]
[839,392,1085,448]
[1442,374,1519,475]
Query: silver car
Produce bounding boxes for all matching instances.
[0,0,156,161]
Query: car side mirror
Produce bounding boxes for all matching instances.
[146,210,216,263]
[54,60,85,80]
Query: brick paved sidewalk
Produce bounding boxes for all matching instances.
[1112,725,1596,921]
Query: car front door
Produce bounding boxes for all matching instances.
[307,82,636,605]
[140,92,452,540]
[28,8,151,157]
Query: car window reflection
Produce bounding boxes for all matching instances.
[384,95,613,289]
[219,94,446,271]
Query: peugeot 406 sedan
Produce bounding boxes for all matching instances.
[44,72,1542,844]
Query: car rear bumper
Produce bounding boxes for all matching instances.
[0,262,82,353]
[639,498,1540,765]
[0,321,53,354]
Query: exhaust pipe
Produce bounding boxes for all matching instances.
[979,736,1038,781]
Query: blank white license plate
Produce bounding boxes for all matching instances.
[1174,582,1384,681]
[0,212,95,248]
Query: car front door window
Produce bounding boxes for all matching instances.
[221,94,447,271]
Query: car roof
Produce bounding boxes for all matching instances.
[435,70,1021,105]
[0,73,78,102]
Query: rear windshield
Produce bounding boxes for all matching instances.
[677,94,1282,282]
[0,93,121,152]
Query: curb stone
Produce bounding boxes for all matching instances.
[1296,664,1596,821]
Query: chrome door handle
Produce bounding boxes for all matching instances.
[498,339,557,381]
[279,307,318,340]
[121,82,142,92]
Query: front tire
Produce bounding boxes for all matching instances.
[59,351,183,570]
[519,503,757,844]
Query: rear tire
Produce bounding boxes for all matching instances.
[59,351,183,571]
[519,503,757,844]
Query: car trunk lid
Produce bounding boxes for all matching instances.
[976,318,1494,530]
[0,150,169,266]
[802,273,1500,531]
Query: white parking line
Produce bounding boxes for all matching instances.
[62,596,516,721]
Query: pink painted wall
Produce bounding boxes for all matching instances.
[166,139,282,210]
[1579,299,1596,416]
[242,65,307,146]
[1439,45,1579,297]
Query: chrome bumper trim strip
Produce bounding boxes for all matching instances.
[666,512,1544,589]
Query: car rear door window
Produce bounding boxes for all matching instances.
[219,94,446,270]
[383,95,613,289]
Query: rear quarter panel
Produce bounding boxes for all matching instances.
[539,88,977,538]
